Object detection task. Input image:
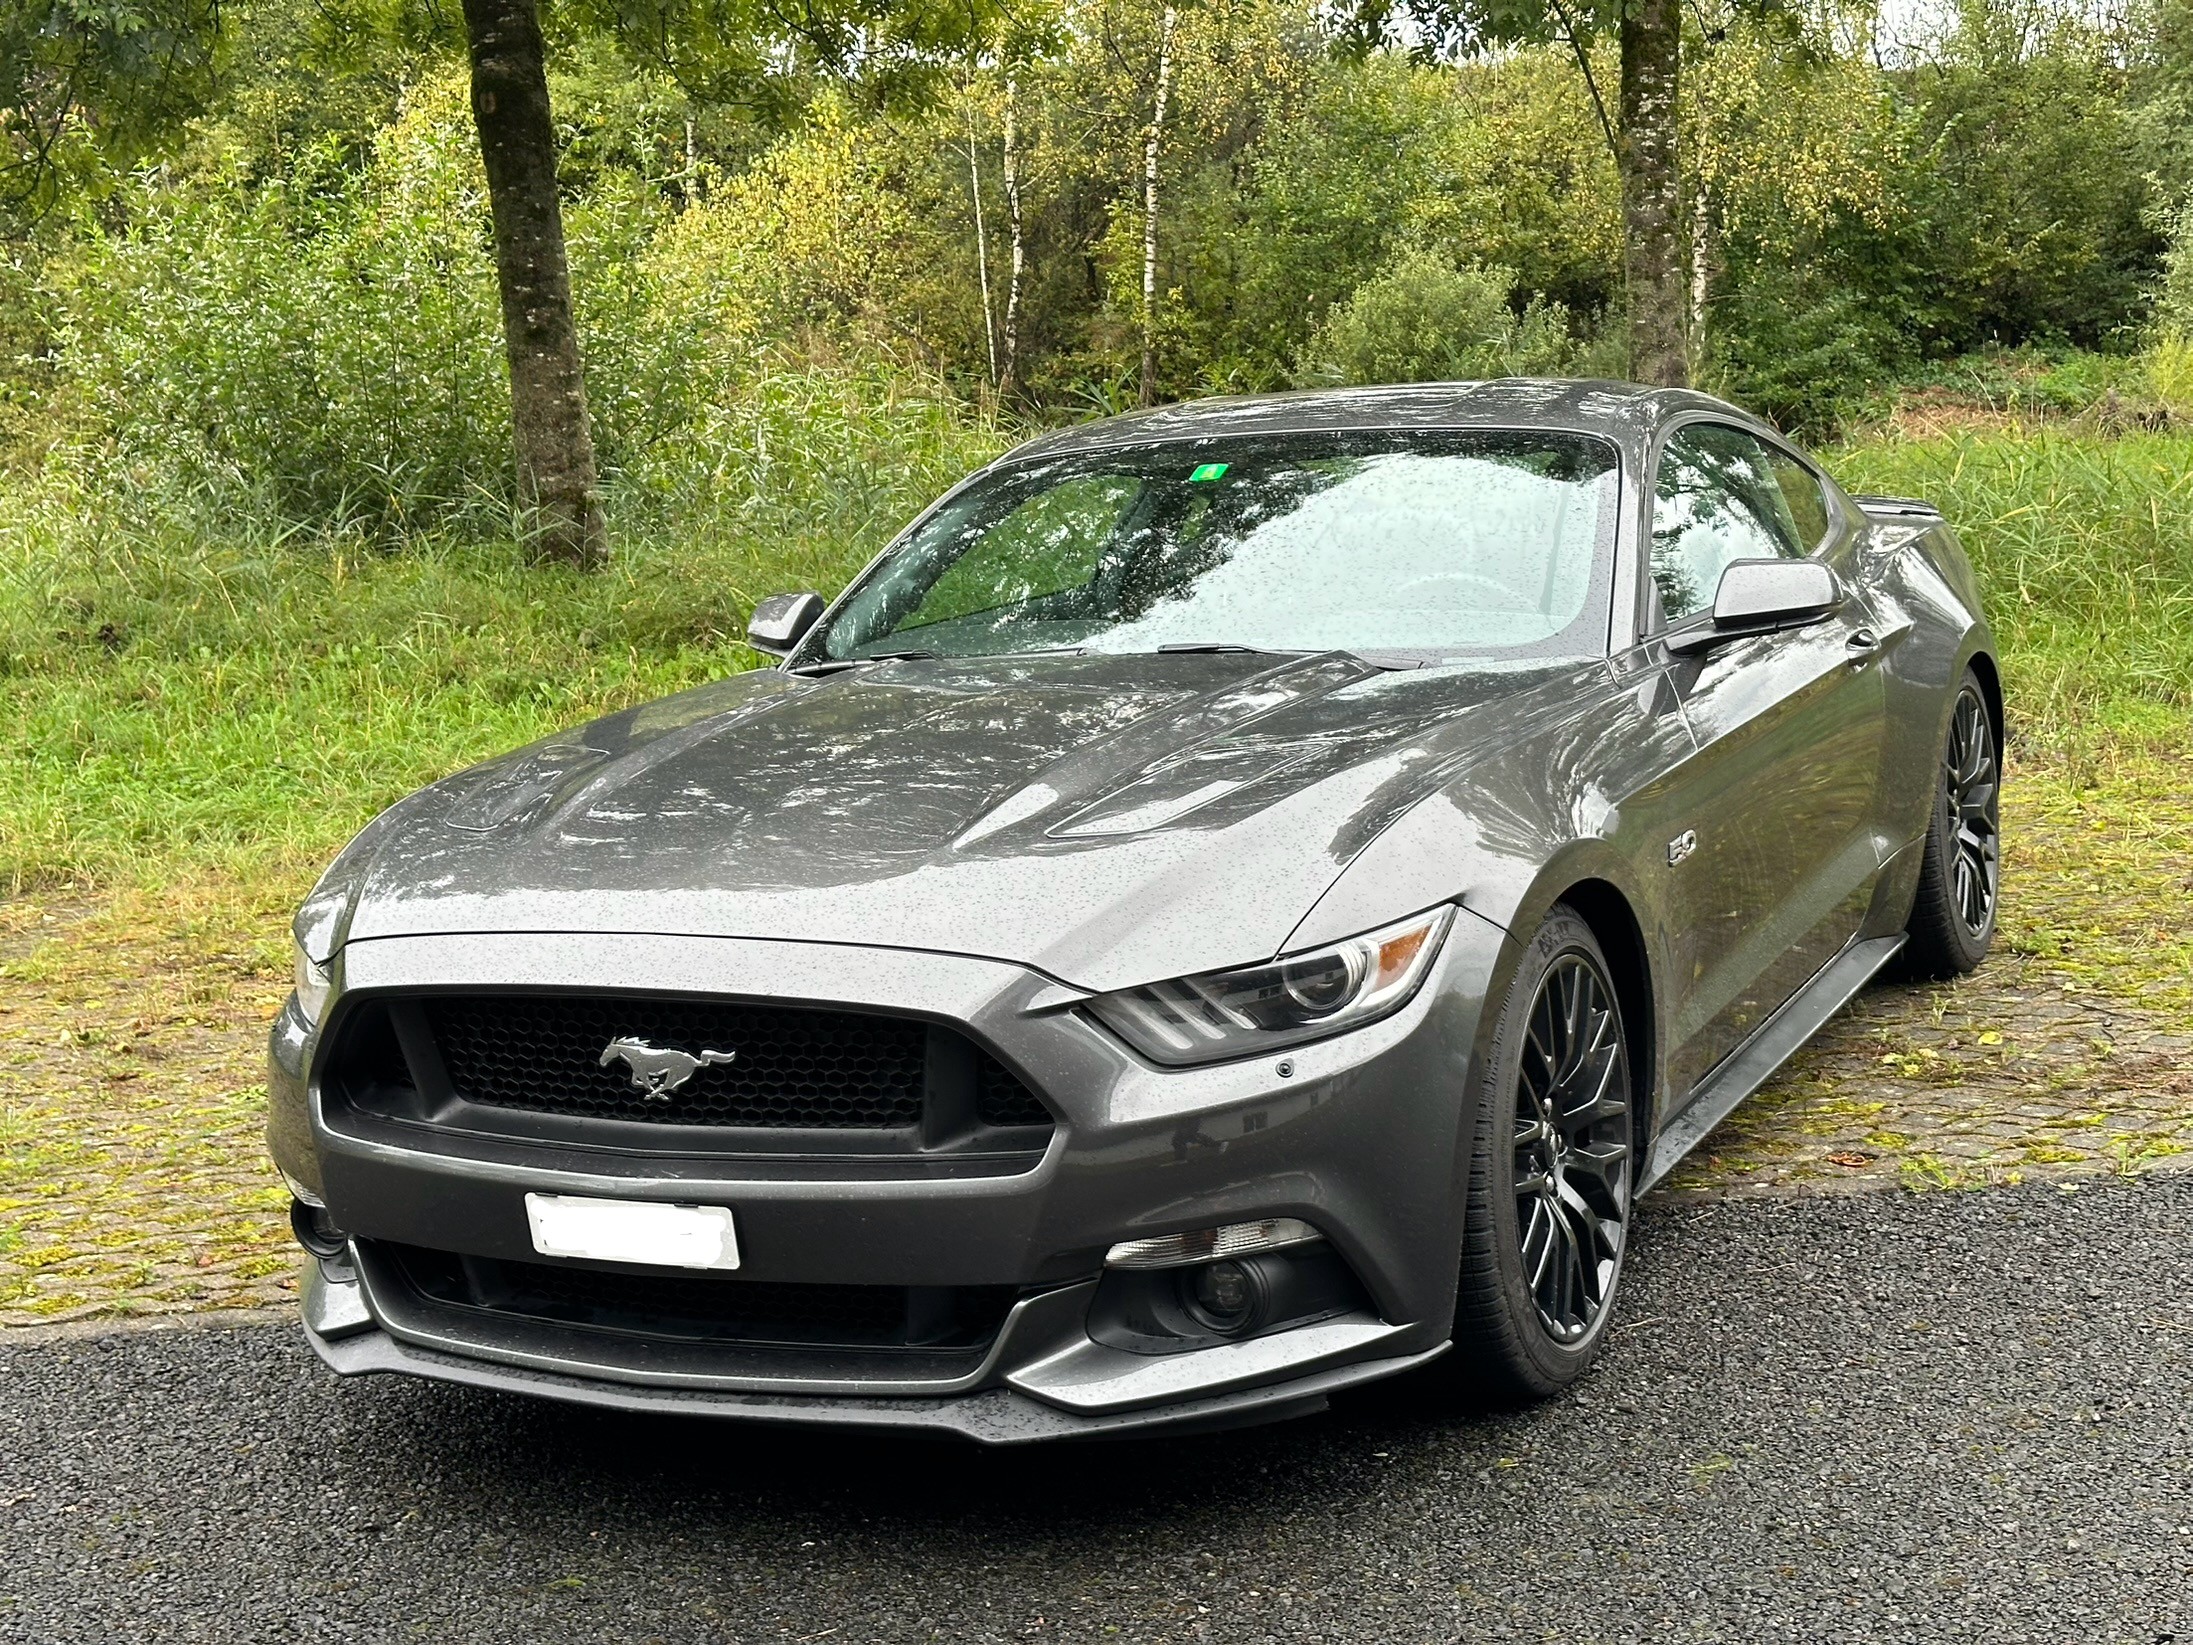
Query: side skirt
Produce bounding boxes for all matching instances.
[1639,932,1907,1192]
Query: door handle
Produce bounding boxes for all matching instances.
[1845,628,1880,665]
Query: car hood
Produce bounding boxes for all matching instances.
[325,650,1593,992]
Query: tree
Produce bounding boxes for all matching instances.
[999,72,1027,397]
[1139,4,1178,404]
[1616,0,1683,384]
[463,0,1006,563]
[462,0,608,564]
[1358,0,1692,386]
[0,0,225,221]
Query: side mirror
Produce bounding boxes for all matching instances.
[745,592,824,657]
[1666,559,1841,654]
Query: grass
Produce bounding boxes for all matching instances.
[1829,427,2193,743]
[0,364,1007,893]
[5,419,2191,899]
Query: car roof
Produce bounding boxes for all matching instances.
[997,379,1760,467]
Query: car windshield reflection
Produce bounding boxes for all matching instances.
[806,429,1622,667]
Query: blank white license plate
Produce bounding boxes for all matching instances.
[524,1193,740,1271]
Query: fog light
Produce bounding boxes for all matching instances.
[289,1197,350,1261]
[1181,1259,1267,1335]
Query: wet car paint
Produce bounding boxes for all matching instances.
[268,380,1997,1436]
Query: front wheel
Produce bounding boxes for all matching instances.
[1902,671,2001,979]
[1447,907,1635,1403]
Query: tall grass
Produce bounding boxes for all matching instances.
[1831,429,2193,741]
[0,366,1006,892]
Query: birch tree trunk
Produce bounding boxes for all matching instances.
[999,75,1026,401]
[1617,0,1688,389]
[1687,179,1712,376]
[968,92,998,386]
[1139,5,1178,410]
[462,0,608,565]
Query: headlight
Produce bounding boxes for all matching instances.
[293,943,333,1028]
[1086,906,1454,1066]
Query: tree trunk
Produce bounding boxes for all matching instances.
[968,89,999,387]
[1687,178,1711,377]
[1617,0,1687,389]
[1139,5,1177,410]
[999,76,1026,401]
[462,0,608,566]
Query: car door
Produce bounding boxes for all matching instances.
[1649,420,1891,1098]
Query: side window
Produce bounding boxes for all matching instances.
[906,473,1138,630]
[1767,450,1832,551]
[1650,423,1805,624]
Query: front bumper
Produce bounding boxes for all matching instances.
[272,915,1512,1439]
[300,1256,1447,1443]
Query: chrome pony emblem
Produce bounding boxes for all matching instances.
[598,1037,737,1100]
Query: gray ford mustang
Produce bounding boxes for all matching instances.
[269,381,2001,1442]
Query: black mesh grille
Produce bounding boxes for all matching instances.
[407,993,1050,1133]
[387,1244,1015,1351]
[978,1056,1051,1127]
[428,995,927,1128]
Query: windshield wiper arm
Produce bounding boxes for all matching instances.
[1154,641,1422,672]
[785,647,941,676]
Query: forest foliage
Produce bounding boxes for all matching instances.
[2,0,2191,542]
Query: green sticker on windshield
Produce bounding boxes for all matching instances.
[1188,462,1229,482]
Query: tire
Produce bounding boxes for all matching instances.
[1902,670,2001,979]
[1446,906,1636,1404]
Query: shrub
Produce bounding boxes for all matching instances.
[1705,267,1906,435]
[33,77,985,549]
[43,75,514,536]
[2151,334,2193,413]
[1293,251,1587,387]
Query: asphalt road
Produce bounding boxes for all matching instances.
[3,1176,2189,1645]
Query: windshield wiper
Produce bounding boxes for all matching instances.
[785,647,941,676]
[1153,641,1423,672]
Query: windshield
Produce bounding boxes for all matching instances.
[804,429,1621,666]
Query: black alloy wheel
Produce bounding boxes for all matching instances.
[1450,906,1634,1402]
[1904,670,2001,977]
[1512,954,1632,1344]
[1943,688,2001,941]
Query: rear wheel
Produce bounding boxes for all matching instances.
[1903,672,2000,978]
[1448,907,1634,1403]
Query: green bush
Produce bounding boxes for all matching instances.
[33,77,987,552]
[2154,184,2193,339]
[1293,251,1592,387]
[1706,268,1905,435]
[46,78,513,537]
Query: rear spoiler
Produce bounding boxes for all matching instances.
[1849,494,1943,521]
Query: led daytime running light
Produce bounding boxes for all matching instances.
[1105,1217,1323,1270]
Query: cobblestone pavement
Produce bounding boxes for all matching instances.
[0,883,299,1324]
[4,747,2190,1324]
[1666,737,2193,1196]
[1659,956,2193,1196]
